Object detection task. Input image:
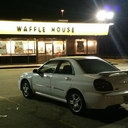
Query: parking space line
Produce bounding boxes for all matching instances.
[0,96,20,106]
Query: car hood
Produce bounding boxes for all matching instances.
[99,70,128,91]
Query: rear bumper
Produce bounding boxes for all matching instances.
[84,90,128,109]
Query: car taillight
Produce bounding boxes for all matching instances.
[93,79,113,91]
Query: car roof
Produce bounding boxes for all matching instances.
[50,56,102,61]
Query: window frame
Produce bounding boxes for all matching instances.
[38,60,59,74]
[54,60,75,75]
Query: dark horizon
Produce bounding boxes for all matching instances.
[0,0,125,22]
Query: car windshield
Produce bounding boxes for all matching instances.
[76,59,119,74]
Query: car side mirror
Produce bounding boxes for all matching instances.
[33,69,38,73]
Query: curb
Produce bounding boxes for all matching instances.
[0,65,40,69]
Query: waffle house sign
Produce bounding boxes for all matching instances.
[0,21,112,36]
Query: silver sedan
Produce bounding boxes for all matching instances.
[18,56,128,115]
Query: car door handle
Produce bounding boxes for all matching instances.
[65,77,71,80]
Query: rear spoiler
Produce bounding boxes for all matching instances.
[99,70,128,77]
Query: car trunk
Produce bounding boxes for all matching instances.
[99,70,128,91]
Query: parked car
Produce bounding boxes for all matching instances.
[18,56,128,115]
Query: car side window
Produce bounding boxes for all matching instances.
[39,61,58,73]
[55,61,73,75]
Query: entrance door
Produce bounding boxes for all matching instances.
[37,39,66,64]
[37,41,53,63]
[45,43,53,61]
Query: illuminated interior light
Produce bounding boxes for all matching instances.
[88,41,93,46]
[83,42,86,46]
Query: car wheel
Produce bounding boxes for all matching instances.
[67,90,86,115]
[21,80,33,99]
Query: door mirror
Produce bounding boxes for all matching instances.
[33,69,38,73]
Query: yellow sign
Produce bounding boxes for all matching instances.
[0,21,112,35]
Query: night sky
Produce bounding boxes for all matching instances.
[0,0,126,22]
[0,0,128,56]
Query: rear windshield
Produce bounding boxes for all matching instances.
[76,59,119,74]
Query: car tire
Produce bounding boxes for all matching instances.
[67,90,86,115]
[21,80,33,99]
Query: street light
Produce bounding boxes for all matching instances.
[96,10,106,21]
[106,12,114,19]
[61,9,64,19]
[96,10,114,22]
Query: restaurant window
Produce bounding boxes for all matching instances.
[87,40,97,54]
[0,39,36,56]
[0,40,8,56]
[10,39,36,55]
[0,38,36,64]
[38,41,45,53]
[46,43,52,55]
[53,40,66,56]
[75,39,86,54]
[75,39,97,54]
[63,41,66,55]
[14,41,24,54]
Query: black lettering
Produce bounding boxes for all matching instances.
[57,27,60,32]
[43,27,45,32]
[34,27,37,32]
[67,27,70,32]
[38,27,41,32]
[72,27,74,33]
[29,26,32,32]
[51,27,55,32]
[17,26,22,32]
[23,26,27,32]
[62,27,66,32]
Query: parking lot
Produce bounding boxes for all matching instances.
[0,65,128,128]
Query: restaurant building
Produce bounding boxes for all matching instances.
[0,20,111,64]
